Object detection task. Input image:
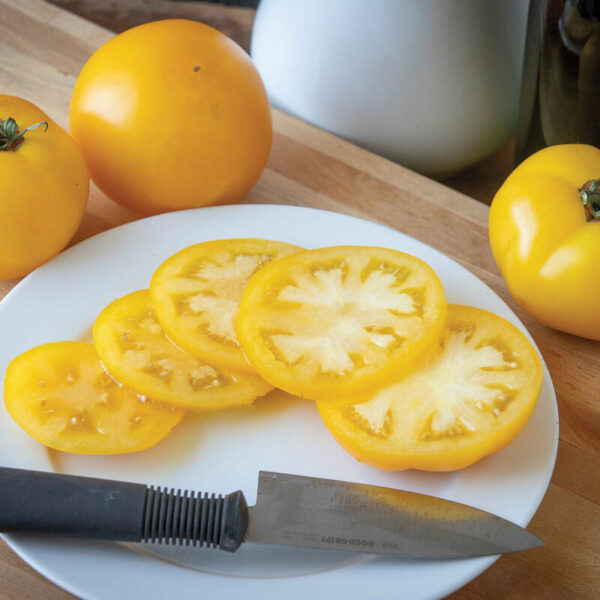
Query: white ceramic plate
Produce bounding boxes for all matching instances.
[0,205,558,600]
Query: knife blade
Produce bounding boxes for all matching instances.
[0,467,543,557]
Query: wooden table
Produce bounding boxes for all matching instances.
[0,1,598,598]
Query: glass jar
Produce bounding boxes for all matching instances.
[515,0,600,164]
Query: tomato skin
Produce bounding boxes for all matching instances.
[489,144,600,340]
[0,96,88,280]
[318,305,543,472]
[69,19,272,215]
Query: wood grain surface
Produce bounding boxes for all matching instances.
[0,1,598,599]
[48,0,257,52]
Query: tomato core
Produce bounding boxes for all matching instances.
[0,117,47,151]
[579,179,600,221]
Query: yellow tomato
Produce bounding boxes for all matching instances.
[150,239,302,372]
[4,342,184,454]
[0,96,88,280]
[69,20,272,215]
[318,305,543,471]
[490,144,600,340]
[93,290,273,411]
[237,246,447,401]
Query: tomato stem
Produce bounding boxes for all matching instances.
[0,118,48,151]
[579,180,600,221]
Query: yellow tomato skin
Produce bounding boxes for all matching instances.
[0,96,88,280]
[69,20,272,215]
[489,144,600,340]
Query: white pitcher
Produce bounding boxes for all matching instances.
[251,0,529,176]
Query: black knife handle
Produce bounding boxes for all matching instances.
[0,467,248,552]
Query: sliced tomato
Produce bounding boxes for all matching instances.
[150,239,302,372]
[236,246,447,401]
[93,289,273,411]
[318,305,543,471]
[3,342,184,454]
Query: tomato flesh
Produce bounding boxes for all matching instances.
[150,239,301,372]
[93,289,273,411]
[3,342,184,454]
[318,305,543,471]
[237,246,447,401]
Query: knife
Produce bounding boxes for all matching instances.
[0,467,542,558]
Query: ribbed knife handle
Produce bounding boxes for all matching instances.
[0,467,248,552]
[142,485,248,551]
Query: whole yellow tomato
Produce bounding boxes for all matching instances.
[70,19,272,215]
[0,96,88,281]
[490,144,600,340]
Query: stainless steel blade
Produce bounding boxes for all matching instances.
[245,471,543,558]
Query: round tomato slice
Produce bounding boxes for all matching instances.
[150,239,302,372]
[318,305,543,471]
[93,289,273,411]
[3,342,184,454]
[236,246,447,401]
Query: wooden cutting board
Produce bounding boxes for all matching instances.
[0,1,598,598]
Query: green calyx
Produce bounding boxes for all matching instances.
[0,117,48,151]
[579,179,600,221]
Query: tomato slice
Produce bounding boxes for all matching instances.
[93,289,273,411]
[236,246,447,401]
[317,305,543,471]
[3,342,184,454]
[150,239,302,372]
